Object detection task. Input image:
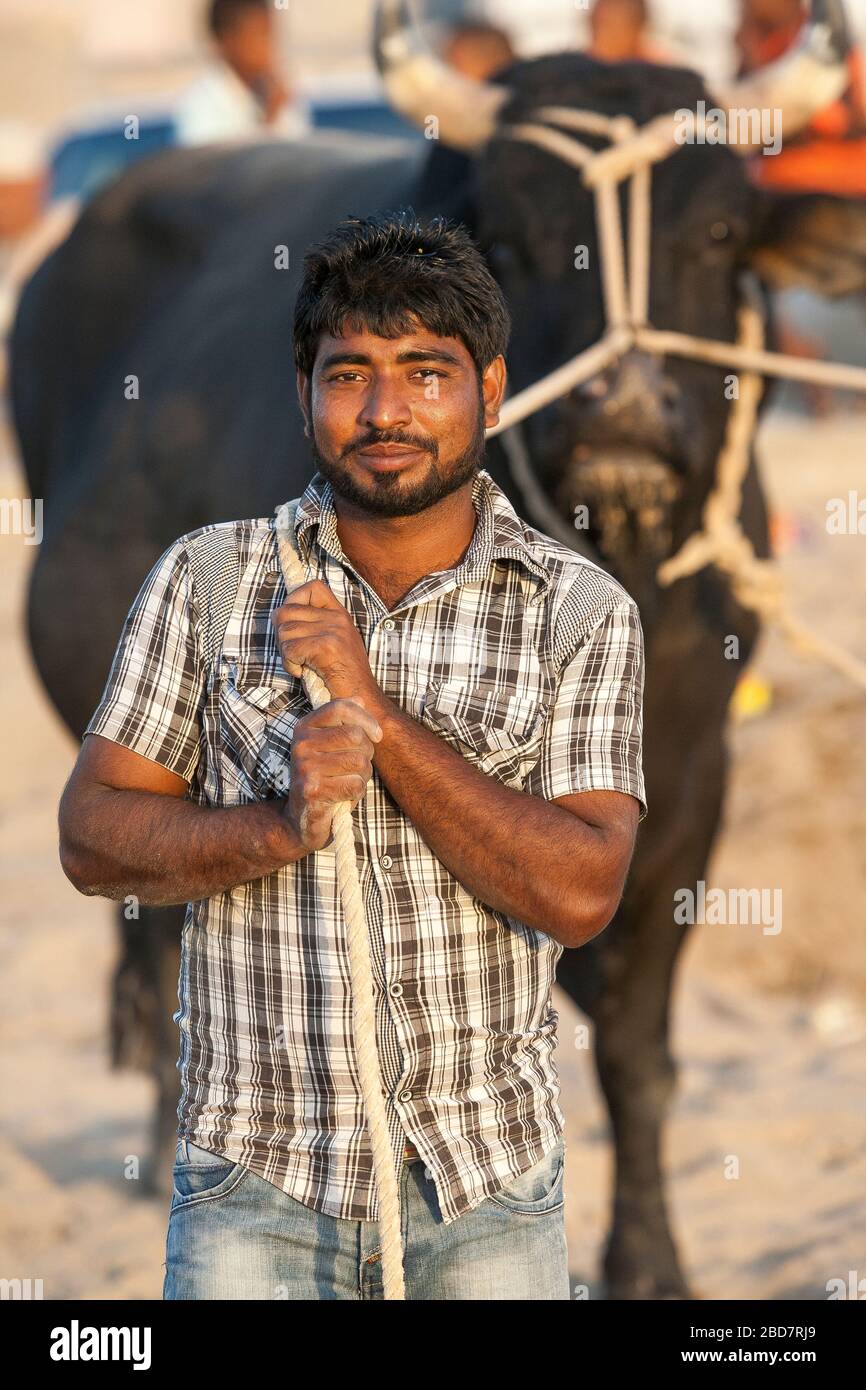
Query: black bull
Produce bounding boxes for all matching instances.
[11,55,866,1298]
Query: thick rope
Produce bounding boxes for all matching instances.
[492,104,866,693]
[656,303,866,692]
[274,503,406,1300]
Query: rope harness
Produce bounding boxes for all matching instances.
[489,104,866,690]
[269,103,866,1304]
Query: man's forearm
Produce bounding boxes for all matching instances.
[368,696,617,948]
[60,786,308,907]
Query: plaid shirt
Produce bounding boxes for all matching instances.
[84,467,646,1225]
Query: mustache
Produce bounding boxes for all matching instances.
[342,430,438,459]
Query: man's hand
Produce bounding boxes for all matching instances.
[270,581,382,704]
[285,698,383,851]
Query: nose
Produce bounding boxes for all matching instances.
[572,350,681,440]
[360,376,413,432]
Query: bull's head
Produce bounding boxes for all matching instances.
[373,0,866,613]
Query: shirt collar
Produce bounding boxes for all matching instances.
[272,468,552,603]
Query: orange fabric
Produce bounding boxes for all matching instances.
[749,134,866,195]
[741,20,866,195]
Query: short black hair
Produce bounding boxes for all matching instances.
[207,0,267,39]
[293,209,511,378]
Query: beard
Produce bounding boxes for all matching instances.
[309,406,488,518]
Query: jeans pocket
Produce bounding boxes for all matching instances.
[172,1137,249,1206]
[487,1138,565,1214]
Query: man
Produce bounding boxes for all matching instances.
[442,19,516,80]
[413,20,517,221]
[584,0,673,65]
[735,0,866,196]
[59,210,647,1300]
[175,0,309,147]
[735,0,866,413]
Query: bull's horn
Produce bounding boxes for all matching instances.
[372,0,509,150]
[718,0,851,150]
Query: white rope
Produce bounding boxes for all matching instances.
[628,159,651,325]
[595,177,630,327]
[491,103,866,693]
[634,325,866,392]
[494,117,866,422]
[274,504,406,1301]
[489,327,632,435]
[657,303,866,691]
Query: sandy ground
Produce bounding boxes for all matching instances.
[1,408,864,1301]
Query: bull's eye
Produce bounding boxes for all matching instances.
[710,221,730,241]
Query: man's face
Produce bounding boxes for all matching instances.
[219,10,274,84]
[297,322,505,518]
[590,0,645,56]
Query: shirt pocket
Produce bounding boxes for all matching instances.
[217,658,310,803]
[419,678,548,790]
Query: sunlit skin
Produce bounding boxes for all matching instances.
[268,323,506,703]
[443,29,516,81]
[587,0,648,63]
[304,323,506,561]
[217,8,290,122]
[266,324,506,848]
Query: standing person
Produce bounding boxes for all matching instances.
[175,0,309,146]
[735,0,866,413]
[584,0,674,64]
[735,0,866,196]
[442,19,516,80]
[58,210,646,1301]
[411,19,517,219]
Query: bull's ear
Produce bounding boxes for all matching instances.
[746,193,866,296]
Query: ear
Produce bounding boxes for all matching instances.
[296,369,311,429]
[481,354,507,430]
[746,193,866,297]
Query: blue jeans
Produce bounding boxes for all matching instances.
[163,1134,570,1300]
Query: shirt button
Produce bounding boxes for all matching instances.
[380,854,393,870]
[382,618,395,630]
[398,1090,413,1103]
[389,982,403,998]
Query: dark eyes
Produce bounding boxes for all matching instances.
[328,369,445,383]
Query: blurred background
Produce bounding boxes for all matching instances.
[1,0,865,1301]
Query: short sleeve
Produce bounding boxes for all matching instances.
[83,539,205,783]
[524,599,647,820]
